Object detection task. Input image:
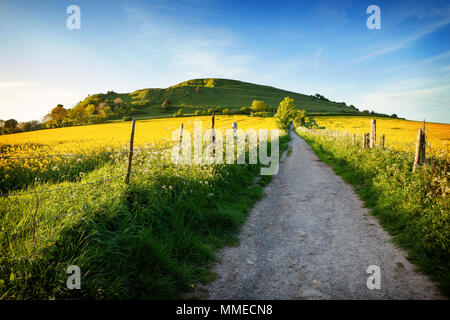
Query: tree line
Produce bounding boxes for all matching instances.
[0,91,150,135]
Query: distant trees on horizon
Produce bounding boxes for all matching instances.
[0,91,400,136]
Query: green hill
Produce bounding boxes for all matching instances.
[75,78,359,120]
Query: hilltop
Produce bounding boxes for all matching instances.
[1,78,365,134]
[72,78,359,121]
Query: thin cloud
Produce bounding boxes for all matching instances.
[121,4,256,83]
[314,48,323,68]
[355,18,450,62]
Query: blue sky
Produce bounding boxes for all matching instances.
[0,0,449,123]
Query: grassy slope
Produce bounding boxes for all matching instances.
[85,78,357,118]
[296,128,449,297]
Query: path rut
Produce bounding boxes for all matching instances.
[194,128,444,300]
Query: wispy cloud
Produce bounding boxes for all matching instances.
[356,18,450,62]
[314,48,323,68]
[120,4,256,84]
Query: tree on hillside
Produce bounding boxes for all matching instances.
[274,97,296,130]
[84,104,96,117]
[250,100,267,112]
[314,94,329,102]
[239,106,250,114]
[102,106,115,118]
[205,79,214,87]
[113,97,123,106]
[50,104,68,127]
[69,104,88,125]
[97,101,109,112]
[2,119,18,134]
[19,120,41,132]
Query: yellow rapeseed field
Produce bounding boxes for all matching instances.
[0,116,277,190]
[312,116,450,155]
[0,115,276,151]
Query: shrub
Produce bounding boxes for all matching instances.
[173,109,184,117]
[194,110,201,116]
[292,109,306,127]
[222,108,230,115]
[251,112,272,117]
[122,116,132,121]
[3,119,18,134]
[239,106,250,115]
[250,100,267,112]
[114,97,123,106]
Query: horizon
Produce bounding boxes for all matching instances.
[0,0,449,124]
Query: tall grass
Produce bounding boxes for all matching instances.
[0,133,290,299]
[296,127,449,296]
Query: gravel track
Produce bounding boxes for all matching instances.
[194,128,444,300]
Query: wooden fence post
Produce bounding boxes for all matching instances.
[232,122,237,143]
[421,120,426,164]
[370,119,376,148]
[211,112,216,157]
[178,123,183,157]
[380,134,385,148]
[125,118,136,184]
[413,127,426,171]
[363,133,369,149]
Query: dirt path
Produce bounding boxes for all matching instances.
[194,128,444,300]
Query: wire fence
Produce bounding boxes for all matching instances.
[0,115,226,272]
[0,174,126,198]
[296,120,440,172]
[0,119,177,271]
[0,144,174,160]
